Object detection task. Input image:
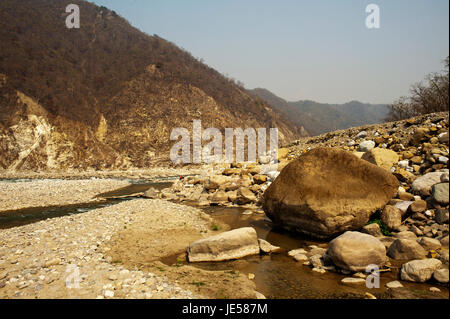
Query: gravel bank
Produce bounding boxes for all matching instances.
[0,167,205,180]
[0,199,209,299]
[0,179,131,212]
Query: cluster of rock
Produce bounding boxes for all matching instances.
[145,112,449,289]
[183,225,448,288]
[279,113,449,239]
[267,112,449,286]
[288,231,448,286]
[143,148,293,208]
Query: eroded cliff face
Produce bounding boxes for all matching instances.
[0,71,296,171]
[0,75,127,171]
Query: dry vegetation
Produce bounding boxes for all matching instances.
[0,0,299,170]
[385,57,449,122]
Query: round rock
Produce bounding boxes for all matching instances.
[432,183,449,205]
[358,141,376,152]
[327,231,387,272]
[400,259,442,282]
[387,239,427,261]
[433,268,449,283]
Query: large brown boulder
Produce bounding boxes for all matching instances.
[262,147,399,239]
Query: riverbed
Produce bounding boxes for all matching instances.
[0,178,448,299]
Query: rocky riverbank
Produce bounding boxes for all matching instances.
[0,179,131,212]
[0,167,204,181]
[0,199,261,299]
[0,112,448,299]
[146,112,449,292]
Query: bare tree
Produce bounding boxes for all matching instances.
[385,56,449,122]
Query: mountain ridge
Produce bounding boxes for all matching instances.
[249,88,389,136]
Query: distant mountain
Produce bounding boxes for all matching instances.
[249,88,389,136]
[0,0,299,171]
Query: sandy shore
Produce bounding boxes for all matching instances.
[0,167,205,180]
[0,199,258,299]
[0,179,131,212]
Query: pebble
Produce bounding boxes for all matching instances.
[341,278,365,284]
[358,141,376,152]
[108,274,118,281]
[364,292,377,299]
[386,281,404,289]
[312,268,326,274]
[355,131,368,139]
[398,160,409,168]
[288,249,307,257]
[293,254,308,262]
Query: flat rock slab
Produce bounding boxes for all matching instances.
[362,148,399,170]
[188,227,260,262]
[341,277,366,285]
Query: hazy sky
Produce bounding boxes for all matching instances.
[92,0,449,104]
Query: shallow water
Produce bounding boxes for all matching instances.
[0,180,172,229]
[1,179,448,299]
[166,205,449,299]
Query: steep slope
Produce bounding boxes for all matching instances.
[249,88,389,136]
[0,0,299,170]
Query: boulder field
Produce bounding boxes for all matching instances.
[145,112,448,288]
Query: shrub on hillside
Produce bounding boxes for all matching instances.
[385,57,449,122]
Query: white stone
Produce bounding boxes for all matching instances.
[355,131,368,139]
[394,201,413,214]
[401,259,442,282]
[358,141,376,152]
[398,160,409,168]
[386,281,404,289]
[288,248,307,257]
[341,277,365,284]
